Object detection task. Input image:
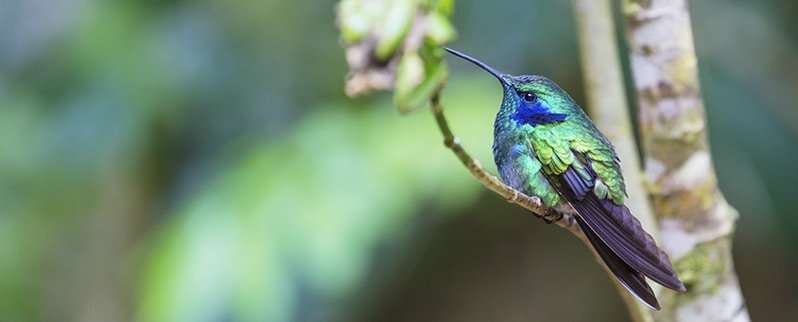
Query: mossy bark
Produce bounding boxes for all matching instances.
[621,0,749,321]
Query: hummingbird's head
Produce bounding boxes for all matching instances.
[443,47,570,127]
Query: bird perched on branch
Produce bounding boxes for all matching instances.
[444,47,686,310]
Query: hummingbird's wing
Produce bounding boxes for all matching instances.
[572,214,659,309]
[551,153,686,293]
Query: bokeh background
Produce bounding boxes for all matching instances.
[2,0,797,321]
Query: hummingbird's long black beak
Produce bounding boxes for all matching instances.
[443,47,508,85]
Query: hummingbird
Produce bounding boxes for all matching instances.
[443,47,686,310]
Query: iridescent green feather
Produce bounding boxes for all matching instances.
[509,142,561,207]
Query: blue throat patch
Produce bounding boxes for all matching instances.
[510,100,567,127]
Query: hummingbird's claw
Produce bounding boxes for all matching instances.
[542,208,563,224]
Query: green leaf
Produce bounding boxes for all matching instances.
[425,11,457,44]
[396,47,448,114]
[374,0,417,61]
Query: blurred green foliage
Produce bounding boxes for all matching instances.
[338,0,456,113]
[137,88,501,321]
[1,0,797,321]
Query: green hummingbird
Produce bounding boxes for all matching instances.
[443,47,686,310]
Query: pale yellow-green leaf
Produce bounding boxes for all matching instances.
[339,12,372,44]
[374,0,417,61]
[436,0,454,16]
[394,51,425,111]
[424,11,457,44]
[395,49,448,114]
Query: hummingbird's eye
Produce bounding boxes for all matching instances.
[522,92,537,103]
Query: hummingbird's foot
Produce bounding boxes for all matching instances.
[542,208,563,224]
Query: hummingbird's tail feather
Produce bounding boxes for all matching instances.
[574,215,660,310]
[554,167,686,292]
[570,196,686,291]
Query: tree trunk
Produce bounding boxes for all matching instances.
[621,0,749,321]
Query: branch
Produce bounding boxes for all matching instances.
[621,0,749,321]
[430,76,673,319]
[573,0,657,320]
